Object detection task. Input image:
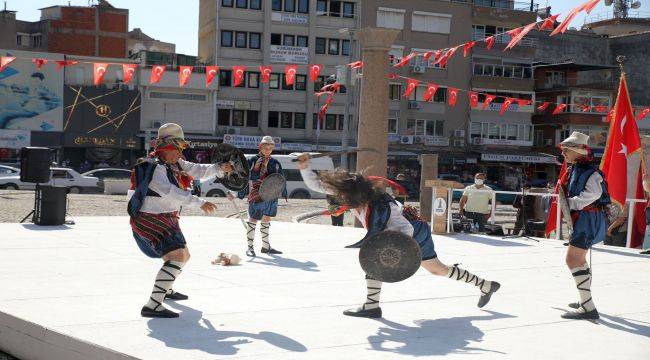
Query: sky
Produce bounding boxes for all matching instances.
[8,0,650,56]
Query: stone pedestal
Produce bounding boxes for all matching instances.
[425,179,458,234]
[419,154,439,221]
[355,27,399,177]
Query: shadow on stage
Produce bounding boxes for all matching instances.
[451,234,533,248]
[553,307,650,337]
[247,254,320,272]
[593,246,650,259]
[367,310,515,356]
[21,224,72,231]
[147,302,307,356]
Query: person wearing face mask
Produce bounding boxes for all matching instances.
[127,123,233,318]
[459,173,492,232]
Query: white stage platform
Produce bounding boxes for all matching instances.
[0,217,648,360]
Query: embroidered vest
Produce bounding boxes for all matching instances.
[567,163,611,207]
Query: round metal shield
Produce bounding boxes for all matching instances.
[359,231,421,283]
[259,173,286,202]
[211,144,250,192]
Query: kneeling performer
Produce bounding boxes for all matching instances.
[297,155,500,318]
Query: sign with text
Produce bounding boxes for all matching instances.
[479,138,533,146]
[0,129,30,149]
[223,134,281,149]
[271,12,309,24]
[270,45,309,64]
[481,153,555,164]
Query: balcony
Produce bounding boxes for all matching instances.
[471,33,537,47]
[453,0,539,12]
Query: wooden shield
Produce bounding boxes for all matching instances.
[558,187,573,234]
[211,144,250,192]
[359,231,421,283]
[259,173,286,202]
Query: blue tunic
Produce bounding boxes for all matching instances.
[238,155,287,220]
[567,163,610,249]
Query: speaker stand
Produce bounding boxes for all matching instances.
[20,184,40,223]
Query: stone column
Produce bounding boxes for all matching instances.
[355,27,399,178]
[419,154,439,221]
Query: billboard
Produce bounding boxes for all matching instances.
[0,50,64,131]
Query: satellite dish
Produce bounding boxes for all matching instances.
[631,1,642,9]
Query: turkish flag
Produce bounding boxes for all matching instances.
[394,52,416,68]
[284,64,298,86]
[499,98,515,116]
[179,66,193,87]
[433,50,443,63]
[485,36,495,50]
[463,41,476,57]
[550,0,598,36]
[636,107,650,121]
[507,27,523,39]
[206,65,219,87]
[122,64,137,84]
[581,0,601,14]
[437,46,458,68]
[448,88,459,107]
[403,78,419,98]
[538,14,560,31]
[32,58,48,70]
[537,101,551,111]
[423,83,439,102]
[581,104,592,112]
[259,65,272,83]
[468,92,479,108]
[517,98,532,107]
[482,94,496,110]
[552,103,567,115]
[0,56,16,73]
[387,73,398,80]
[55,60,78,71]
[545,161,569,237]
[150,65,166,84]
[348,61,364,69]
[232,65,246,87]
[310,64,323,82]
[505,22,537,51]
[422,51,435,61]
[594,105,608,113]
[93,63,108,86]
[601,74,642,208]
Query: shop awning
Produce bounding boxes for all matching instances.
[479,151,557,164]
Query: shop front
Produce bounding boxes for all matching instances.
[477,152,558,189]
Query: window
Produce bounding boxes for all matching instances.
[249,32,261,49]
[389,46,404,66]
[221,30,233,47]
[235,31,247,48]
[272,0,282,11]
[32,34,42,48]
[316,38,326,54]
[248,72,260,88]
[250,0,261,9]
[244,110,258,127]
[52,170,71,179]
[423,120,444,137]
[328,39,339,55]
[314,75,326,92]
[283,35,295,46]
[341,39,350,56]
[284,0,295,12]
[389,84,401,101]
[343,2,355,18]
[338,115,345,130]
[232,110,245,126]
[149,92,209,102]
[295,75,307,91]
[281,74,294,90]
[294,113,306,129]
[325,114,337,130]
[409,86,447,103]
[546,71,566,87]
[269,73,280,89]
[218,109,230,126]
[219,70,232,86]
[377,8,405,30]
[388,118,398,134]
[329,1,341,16]
[222,0,233,7]
[236,0,247,8]
[268,111,279,127]
[271,33,282,45]
[412,12,451,34]
[317,0,327,13]
[297,35,308,48]
[298,0,309,13]
[281,112,293,128]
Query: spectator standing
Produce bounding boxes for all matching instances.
[459,173,492,232]
[326,195,345,226]
[513,184,535,235]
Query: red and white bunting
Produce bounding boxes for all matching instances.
[463,41,476,57]
[259,65,272,83]
[422,51,435,61]
[594,105,609,113]
[150,65,166,84]
[179,66,193,87]
[505,22,537,51]
[499,97,515,115]
[402,78,419,98]
[437,46,458,68]
[485,36,496,50]
[448,88,459,107]
[206,65,219,87]
[468,91,479,108]
[636,107,650,121]
[0,56,16,73]
[122,64,137,84]
[482,94,496,110]
[538,14,560,31]
[423,83,439,102]
[232,65,246,86]
[537,101,551,111]
[394,52,416,68]
[93,62,108,85]
[348,61,363,69]
[32,58,48,70]
[55,60,78,71]
[310,64,323,82]
[285,64,298,86]
[552,103,568,115]
[516,99,532,107]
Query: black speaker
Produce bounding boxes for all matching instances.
[34,186,67,226]
[20,147,52,183]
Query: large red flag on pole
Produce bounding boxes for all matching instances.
[601,74,642,207]
[545,161,568,237]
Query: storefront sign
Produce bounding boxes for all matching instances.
[234,101,251,110]
[188,139,221,149]
[481,153,555,164]
[64,134,141,149]
[216,99,235,108]
[424,136,450,147]
[388,134,401,143]
[0,130,30,149]
[271,12,309,24]
[479,138,533,146]
[223,134,281,149]
[270,45,309,64]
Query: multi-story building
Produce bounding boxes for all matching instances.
[0,0,128,58]
[128,28,176,57]
[199,0,360,161]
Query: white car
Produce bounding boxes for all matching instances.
[0,167,99,193]
[199,153,334,199]
[0,165,20,177]
[82,168,131,193]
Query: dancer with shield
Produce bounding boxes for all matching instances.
[297,155,500,318]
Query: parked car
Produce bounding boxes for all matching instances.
[452,182,516,204]
[199,154,334,199]
[82,168,131,193]
[0,167,99,193]
[0,165,20,177]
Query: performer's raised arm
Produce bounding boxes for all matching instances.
[178,158,230,180]
[149,165,206,208]
[297,154,332,195]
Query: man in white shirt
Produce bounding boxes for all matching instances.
[459,173,492,232]
[127,123,232,318]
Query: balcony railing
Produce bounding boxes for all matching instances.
[472,33,537,47]
[586,11,650,24]
[452,0,539,12]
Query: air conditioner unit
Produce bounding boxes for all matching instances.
[453,139,465,147]
[225,127,240,135]
[413,135,425,144]
[454,130,465,138]
[408,101,420,109]
[411,65,426,73]
[472,137,482,145]
[400,135,414,145]
[544,139,553,146]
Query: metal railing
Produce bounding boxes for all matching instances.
[471,33,537,47]
[453,0,539,12]
[586,11,650,24]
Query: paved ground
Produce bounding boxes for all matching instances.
[0,217,648,360]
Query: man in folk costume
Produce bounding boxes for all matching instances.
[298,155,500,318]
[229,136,286,257]
[128,123,233,318]
[558,132,611,320]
